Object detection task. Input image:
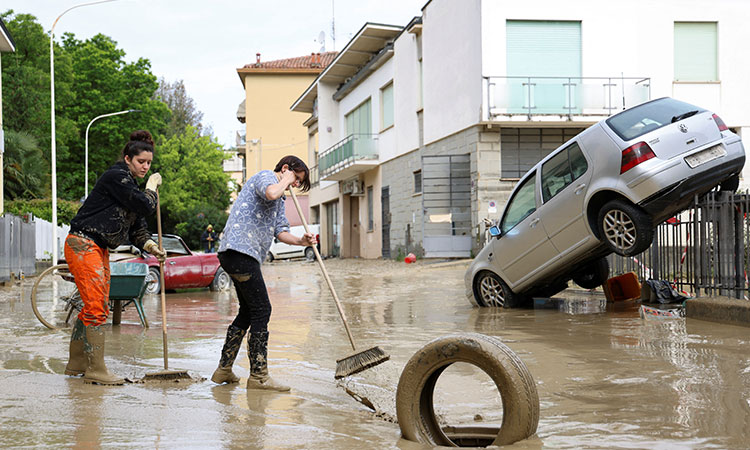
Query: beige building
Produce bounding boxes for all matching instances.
[236,52,336,225]
[0,19,17,214]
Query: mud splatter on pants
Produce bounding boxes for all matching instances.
[217,249,271,333]
[63,234,111,327]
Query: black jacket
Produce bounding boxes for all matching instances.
[70,161,157,250]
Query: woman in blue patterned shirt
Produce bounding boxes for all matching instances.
[211,155,315,391]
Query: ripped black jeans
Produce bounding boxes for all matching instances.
[217,250,271,333]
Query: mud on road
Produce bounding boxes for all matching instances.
[1,258,749,449]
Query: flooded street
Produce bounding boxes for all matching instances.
[2,258,750,449]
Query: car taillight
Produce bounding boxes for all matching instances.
[712,113,729,131]
[620,142,656,174]
[316,234,320,242]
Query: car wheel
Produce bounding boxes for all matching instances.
[598,199,653,256]
[720,174,740,192]
[210,267,232,291]
[474,271,525,308]
[305,247,315,261]
[266,252,274,262]
[145,267,160,294]
[573,257,609,289]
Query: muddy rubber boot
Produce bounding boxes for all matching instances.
[246,331,290,392]
[83,325,124,386]
[64,318,87,376]
[211,325,247,384]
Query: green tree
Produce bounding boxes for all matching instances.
[155,78,204,139]
[3,130,48,199]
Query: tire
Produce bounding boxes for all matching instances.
[266,252,274,262]
[210,267,232,291]
[720,174,740,192]
[31,264,81,330]
[573,257,610,289]
[598,199,653,256]
[144,267,161,294]
[396,333,540,447]
[304,247,315,261]
[473,271,526,308]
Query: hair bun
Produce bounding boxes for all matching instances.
[130,130,154,146]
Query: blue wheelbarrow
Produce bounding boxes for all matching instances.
[30,262,150,330]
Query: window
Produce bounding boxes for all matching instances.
[345,98,372,135]
[367,185,374,231]
[500,172,537,234]
[541,142,587,203]
[381,82,394,130]
[413,170,422,194]
[674,22,717,82]
[500,128,584,178]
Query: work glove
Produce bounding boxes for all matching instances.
[145,173,162,192]
[143,239,166,262]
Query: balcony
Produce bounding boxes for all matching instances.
[310,164,319,187]
[319,134,379,181]
[485,76,651,120]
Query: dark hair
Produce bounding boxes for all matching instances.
[274,155,310,192]
[122,130,154,160]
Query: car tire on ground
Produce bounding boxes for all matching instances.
[719,174,740,192]
[474,271,527,308]
[396,333,540,447]
[266,252,274,262]
[210,267,232,292]
[145,267,160,295]
[573,257,610,289]
[598,199,653,256]
[304,247,315,261]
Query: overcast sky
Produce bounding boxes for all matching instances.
[3,0,425,147]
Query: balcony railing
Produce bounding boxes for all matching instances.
[484,76,651,118]
[319,134,378,180]
[310,164,319,187]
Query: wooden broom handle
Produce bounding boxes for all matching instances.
[288,189,357,351]
[156,189,169,369]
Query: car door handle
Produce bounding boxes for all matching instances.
[529,218,540,228]
[575,183,586,195]
[169,261,176,265]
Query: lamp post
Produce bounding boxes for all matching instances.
[50,0,118,265]
[85,109,140,198]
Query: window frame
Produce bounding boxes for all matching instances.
[413,170,422,194]
[380,81,394,131]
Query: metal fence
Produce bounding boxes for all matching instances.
[610,191,750,299]
[0,214,36,281]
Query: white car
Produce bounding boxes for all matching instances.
[267,224,321,262]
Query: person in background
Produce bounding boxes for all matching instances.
[211,155,315,391]
[201,224,217,253]
[63,130,166,385]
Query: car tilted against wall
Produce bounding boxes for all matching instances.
[466,97,746,308]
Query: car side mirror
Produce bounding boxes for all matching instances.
[489,226,501,237]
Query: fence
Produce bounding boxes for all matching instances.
[0,214,36,281]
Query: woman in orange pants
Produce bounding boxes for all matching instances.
[63,130,166,385]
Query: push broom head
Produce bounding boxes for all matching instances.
[335,346,390,379]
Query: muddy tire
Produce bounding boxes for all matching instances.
[573,257,609,289]
[720,174,740,192]
[305,247,315,261]
[210,267,232,291]
[474,271,526,308]
[396,333,539,446]
[145,267,160,294]
[598,199,653,256]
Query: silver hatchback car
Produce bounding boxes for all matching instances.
[466,97,746,308]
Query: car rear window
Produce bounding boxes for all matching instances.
[605,97,705,141]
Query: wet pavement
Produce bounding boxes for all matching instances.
[1,258,750,449]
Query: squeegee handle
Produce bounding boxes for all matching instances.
[156,189,169,370]
[289,189,357,351]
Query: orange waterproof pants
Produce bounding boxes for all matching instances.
[63,234,111,326]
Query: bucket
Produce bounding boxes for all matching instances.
[603,272,641,302]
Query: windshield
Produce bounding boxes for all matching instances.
[606,97,705,141]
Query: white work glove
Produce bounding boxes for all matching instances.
[145,173,162,192]
[143,239,166,262]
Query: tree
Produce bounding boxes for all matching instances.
[155,78,204,139]
[3,130,48,199]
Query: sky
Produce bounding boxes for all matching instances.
[3,0,425,148]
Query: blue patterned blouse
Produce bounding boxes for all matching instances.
[218,170,290,263]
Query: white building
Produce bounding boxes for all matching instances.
[292,0,750,259]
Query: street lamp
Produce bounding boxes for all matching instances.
[85,109,141,198]
[50,0,118,264]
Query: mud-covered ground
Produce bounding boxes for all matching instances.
[1,258,749,449]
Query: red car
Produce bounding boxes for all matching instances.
[110,234,232,294]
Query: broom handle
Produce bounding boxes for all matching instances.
[288,189,357,351]
[156,189,169,370]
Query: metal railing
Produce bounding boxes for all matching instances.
[485,76,651,119]
[319,133,378,179]
[310,164,319,187]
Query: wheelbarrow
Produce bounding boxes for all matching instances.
[30,262,150,330]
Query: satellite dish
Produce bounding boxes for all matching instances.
[316,31,326,52]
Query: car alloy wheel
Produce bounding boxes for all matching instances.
[475,272,506,307]
[598,199,653,257]
[210,268,232,291]
[145,267,160,294]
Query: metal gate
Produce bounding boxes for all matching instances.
[381,186,391,258]
[421,154,471,258]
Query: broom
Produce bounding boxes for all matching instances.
[288,188,389,379]
[142,188,191,381]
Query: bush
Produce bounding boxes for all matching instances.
[4,198,81,225]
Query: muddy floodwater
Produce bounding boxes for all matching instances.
[2,258,749,449]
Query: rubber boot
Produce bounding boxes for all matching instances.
[246,331,290,392]
[64,318,87,376]
[83,325,124,385]
[211,325,246,384]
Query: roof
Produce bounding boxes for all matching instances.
[291,23,403,114]
[236,52,338,86]
[0,18,16,53]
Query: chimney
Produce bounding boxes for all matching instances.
[256,53,261,64]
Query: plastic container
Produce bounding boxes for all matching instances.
[603,272,641,302]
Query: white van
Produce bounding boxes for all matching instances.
[267,224,321,262]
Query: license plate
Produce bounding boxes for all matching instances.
[685,145,726,168]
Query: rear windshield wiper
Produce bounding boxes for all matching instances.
[671,110,699,123]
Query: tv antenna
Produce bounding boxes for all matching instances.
[331,0,336,51]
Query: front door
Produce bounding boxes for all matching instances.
[349,196,360,257]
[381,186,391,259]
